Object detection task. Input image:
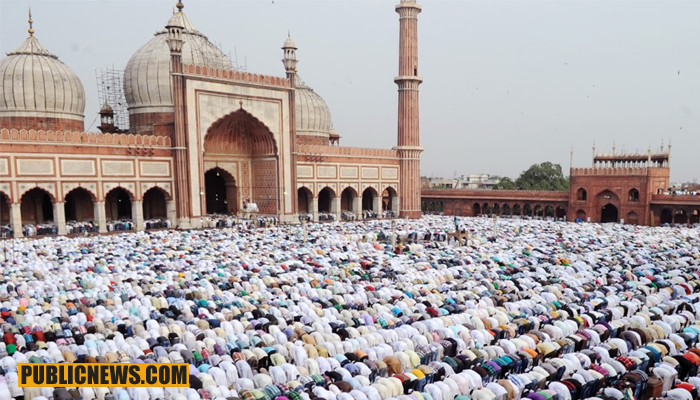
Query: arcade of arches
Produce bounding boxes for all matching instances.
[294,186,398,220]
[430,201,568,220]
[0,185,175,237]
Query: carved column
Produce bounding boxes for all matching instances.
[53,202,66,235]
[311,197,319,222]
[10,203,23,238]
[353,195,362,220]
[94,202,107,233]
[132,201,144,231]
[373,196,382,219]
[332,197,341,219]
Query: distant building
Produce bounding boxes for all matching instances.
[423,174,501,190]
[422,145,700,226]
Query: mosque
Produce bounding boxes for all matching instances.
[0,0,424,237]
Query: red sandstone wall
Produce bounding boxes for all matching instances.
[0,116,83,132]
[129,112,174,136]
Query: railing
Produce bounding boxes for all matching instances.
[421,189,569,201]
[570,167,651,176]
[0,128,172,147]
[182,63,291,88]
[296,144,399,159]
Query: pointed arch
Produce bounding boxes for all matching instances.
[105,187,134,221]
[143,186,170,220]
[204,108,278,155]
[362,187,378,212]
[318,186,335,213]
[341,187,358,212]
[64,187,96,223]
[205,167,237,215]
[21,187,55,226]
[297,186,313,214]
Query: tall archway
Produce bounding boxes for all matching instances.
[105,188,133,221]
[341,187,357,212]
[0,191,10,237]
[512,204,521,216]
[660,208,673,224]
[143,187,169,220]
[626,211,639,225]
[674,210,688,224]
[503,204,511,215]
[556,206,566,219]
[436,201,443,213]
[523,204,532,216]
[362,187,378,213]
[297,187,312,214]
[545,205,555,218]
[473,203,481,216]
[601,203,618,223]
[64,188,95,223]
[383,187,397,212]
[205,168,237,215]
[482,203,490,215]
[21,188,54,226]
[575,209,586,221]
[492,203,500,215]
[318,187,334,213]
[595,190,620,223]
[204,109,278,215]
[690,210,700,225]
[534,205,543,218]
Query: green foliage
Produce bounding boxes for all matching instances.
[493,176,516,190]
[515,162,570,191]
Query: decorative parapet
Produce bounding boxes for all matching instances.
[421,189,569,202]
[0,128,172,147]
[182,63,291,88]
[570,167,649,176]
[650,194,700,205]
[296,144,399,159]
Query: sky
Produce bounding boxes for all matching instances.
[2,0,699,183]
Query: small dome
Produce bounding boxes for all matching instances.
[283,36,296,49]
[123,10,233,114]
[100,103,113,113]
[295,75,333,139]
[0,35,85,125]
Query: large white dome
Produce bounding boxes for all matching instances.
[0,35,85,124]
[123,10,233,114]
[295,75,334,140]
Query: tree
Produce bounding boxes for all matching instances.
[493,176,516,190]
[515,162,569,191]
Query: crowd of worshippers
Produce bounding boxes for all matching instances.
[0,216,699,400]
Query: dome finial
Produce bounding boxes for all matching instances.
[28,7,34,36]
[176,0,184,11]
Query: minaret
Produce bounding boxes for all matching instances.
[282,31,298,83]
[394,0,423,219]
[282,32,299,213]
[167,1,192,228]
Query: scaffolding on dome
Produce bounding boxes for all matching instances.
[96,67,129,130]
[197,42,247,72]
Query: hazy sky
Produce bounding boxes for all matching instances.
[2,0,699,183]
